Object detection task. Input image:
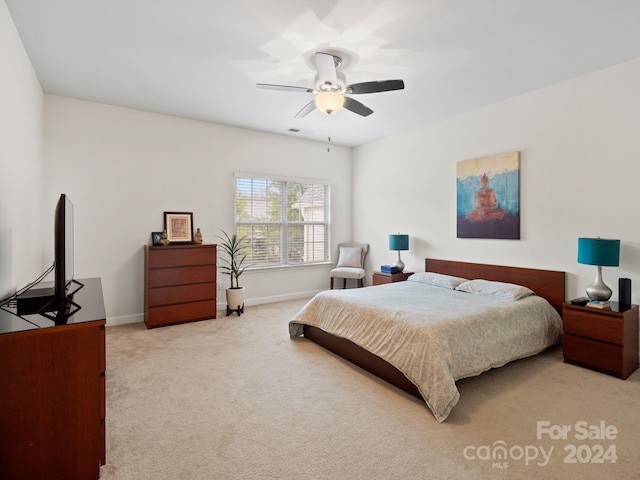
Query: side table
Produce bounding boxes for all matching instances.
[372,271,414,286]
[562,301,639,379]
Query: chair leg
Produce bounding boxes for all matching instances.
[342,278,347,289]
[357,278,363,288]
[331,277,334,289]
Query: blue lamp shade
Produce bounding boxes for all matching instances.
[577,238,620,267]
[389,234,409,251]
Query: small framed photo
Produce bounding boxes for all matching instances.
[163,212,194,244]
[151,231,163,246]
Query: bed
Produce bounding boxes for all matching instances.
[289,259,565,422]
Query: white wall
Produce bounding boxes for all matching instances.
[353,57,640,305]
[43,95,352,324]
[0,0,44,298]
[6,0,640,326]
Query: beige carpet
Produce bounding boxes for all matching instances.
[101,298,640,479]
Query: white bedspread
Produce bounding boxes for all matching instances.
[289,281,562,422]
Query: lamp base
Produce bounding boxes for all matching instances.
[586,266,612,302]
[392,252,405,272]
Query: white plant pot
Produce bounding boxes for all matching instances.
[226,287,245,316]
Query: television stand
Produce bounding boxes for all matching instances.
[0,277,106,480]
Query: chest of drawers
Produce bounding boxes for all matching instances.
[144,244,217,328]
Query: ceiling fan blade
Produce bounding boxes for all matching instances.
[256,83,313,93]
[316,52,337,85]
[343,97,373,117]
[294,100,317,118]
[348,79,405,94]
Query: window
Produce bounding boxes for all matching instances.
[235,175,330,268]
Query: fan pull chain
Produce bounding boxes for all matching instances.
[327,123,331,153]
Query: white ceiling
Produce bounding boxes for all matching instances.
[6,0,640,147]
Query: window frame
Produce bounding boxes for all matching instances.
[234,173,331,270]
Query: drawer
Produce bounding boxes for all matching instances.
[147,283,216,307]
[148,265,216,288]
[372,274,390,286]
[563,308,623,345]
[100,418,106,465]
[100,373,106,418]
[147,245,216,268]
[564,334,623,374]
[99,325,106,372]
[146,300,217,328]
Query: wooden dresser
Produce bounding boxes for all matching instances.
[144,244,217,328]
[0,278,106,480]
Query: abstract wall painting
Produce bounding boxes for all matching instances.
[456,151,520,239]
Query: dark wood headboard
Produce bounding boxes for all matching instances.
[425,258,566,315]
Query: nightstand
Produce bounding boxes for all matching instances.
[562,302,639,379]
[372,271,414,286]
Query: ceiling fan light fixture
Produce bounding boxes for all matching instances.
[315,90,345,115]
[257,50,404,119]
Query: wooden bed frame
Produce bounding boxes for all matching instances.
[303,258,566,401]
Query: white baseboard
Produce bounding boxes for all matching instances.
[222,290,319,309]
[106,313,143,327]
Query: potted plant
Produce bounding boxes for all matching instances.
[216,230,249,316]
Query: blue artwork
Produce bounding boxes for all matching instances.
[456,152,520,239]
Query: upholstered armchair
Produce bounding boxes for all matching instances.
[330,243,369,288]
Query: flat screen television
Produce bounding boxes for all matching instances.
[54,193,75,300]
[16,193,82,320]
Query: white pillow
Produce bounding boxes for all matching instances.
[337,246,363,268]
[455,279,535,300]
[407,272,468,289]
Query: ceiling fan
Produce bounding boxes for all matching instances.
[257,52,404,118]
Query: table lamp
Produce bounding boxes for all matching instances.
[577,237,620,301]
[389,234,409,272]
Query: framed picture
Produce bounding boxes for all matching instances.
[151,231,163,246]
[456,151,520,240]
[163,212,194,244]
